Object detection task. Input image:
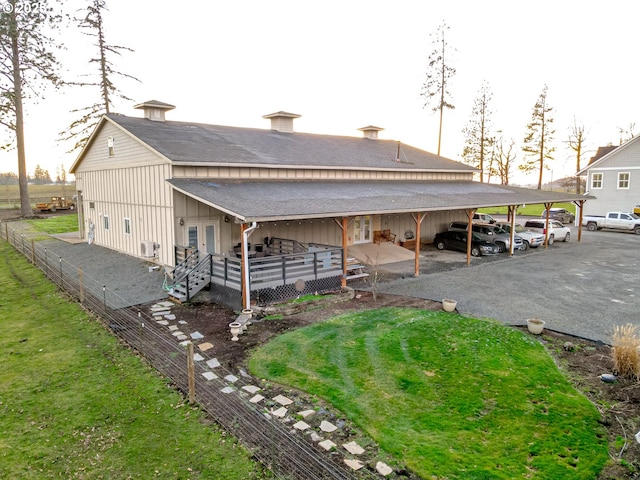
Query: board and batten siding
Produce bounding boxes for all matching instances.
[171,165,473,182]
[76,162,174,267]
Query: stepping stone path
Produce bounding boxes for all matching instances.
[148,300,400,477]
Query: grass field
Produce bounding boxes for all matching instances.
[0,184,76,208]
[0,241,266,479]
[249,308,608,479]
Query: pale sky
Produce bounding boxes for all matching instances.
[2,0,638,186]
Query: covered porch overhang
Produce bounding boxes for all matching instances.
[168,178,593,308]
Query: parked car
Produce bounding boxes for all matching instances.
[434,230,500,257]
[524,219,571,244]
[582,211,640,234]
[472,213,497,224]
[495,222,545,250]
[449,221,523,252]
[541,207,575,224]
[35,196,76,213]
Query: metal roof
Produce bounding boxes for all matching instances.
[168,178,590,222]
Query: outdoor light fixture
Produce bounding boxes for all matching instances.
[179,218,184,225]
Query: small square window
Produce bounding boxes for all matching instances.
[89,201,95,209]
[124,217,131,235]
[103,215,110,230]
[591,173,602,189]
[618,172,630,189]
[107,136,114,157]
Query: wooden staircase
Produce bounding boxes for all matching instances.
[167,252,213,303]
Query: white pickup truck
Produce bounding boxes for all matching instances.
[582,212,640,234]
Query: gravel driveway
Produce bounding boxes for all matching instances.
[377,226,640,345]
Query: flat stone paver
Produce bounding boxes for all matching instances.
[193,353,205,361]
[344,459,364,471]
[202,372,217,380]
[242,385,261,394]
[249,394,265,403]
[376,461,393,476]
[298,409,316,418]
[318,439,336,451]
[224,374,239,383]
[190,332,204,339]
[320,420,337,432]
[168,325,179,331]
[310,432,323,442]
[221,386,236,393]
[176,334,188,341]
[206,358,220,368]
[156,320,169,325]
[273,394,293,406]
[164,314,176,320]
[198,342,213,352]
[293,421,310,431]
[343,441,365,455]
[272,407,288,418]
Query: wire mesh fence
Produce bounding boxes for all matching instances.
[0,220,375,480]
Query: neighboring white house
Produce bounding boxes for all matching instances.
[577,136,640,215]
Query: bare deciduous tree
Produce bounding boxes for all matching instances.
[461,81,494,182]
[420,22,456,156]
[565,118,587,194]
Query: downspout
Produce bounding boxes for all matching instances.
[242,222,258,310]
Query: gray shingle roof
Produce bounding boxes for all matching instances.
[168,178,589,222]
[107,114,476,172]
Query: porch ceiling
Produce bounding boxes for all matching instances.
[168,178,591,222]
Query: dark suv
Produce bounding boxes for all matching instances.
[448,221,523,252]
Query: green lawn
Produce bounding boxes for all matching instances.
[26,213,79,234]
[249,308,608,479]
[0,241,266,479]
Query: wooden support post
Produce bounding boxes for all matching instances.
[576,199,586,242]
[187,342,195,404]
[543,202,553,248]
[410,212,427,277]
[465,209,476,265]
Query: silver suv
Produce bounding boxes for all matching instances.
[449,221,523,252]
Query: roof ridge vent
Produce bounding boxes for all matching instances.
[262,111,301,133]
[134,100,176,122]
[358,125,384,140]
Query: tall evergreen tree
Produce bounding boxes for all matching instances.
[520,85,555,190]
[60,0,139,151]
[420,22,456,156]
[0,0,64,217]
[461,81,494,182]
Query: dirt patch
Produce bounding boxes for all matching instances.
[163,290,640,479]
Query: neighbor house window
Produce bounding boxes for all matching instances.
[124,217,131,235]
[107,136,114,157]
[591,173,603,189]
[103,215,110,230]
[89,201,95,209]
[618,172,630,189]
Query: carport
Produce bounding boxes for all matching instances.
[170,178,592,309]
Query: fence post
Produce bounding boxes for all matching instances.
[103,285,106,309]
[187,342,195,404]
[44,248,48,275]
[78,268,84,303]
[31,239,35,265]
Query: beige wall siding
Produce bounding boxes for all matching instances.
[77,163,175,266]
[584,168,639,215]
[172,165,473,182]
[77,122,168,172]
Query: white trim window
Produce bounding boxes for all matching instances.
[103,214,110,230]
[618,172,630,189]
[591,172,603,189]
[107,136,114,157]
[124,217,131,235]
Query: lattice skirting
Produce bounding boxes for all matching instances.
[252,276,342,306]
